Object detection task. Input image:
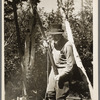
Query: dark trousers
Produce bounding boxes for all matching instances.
[47,81,69,100]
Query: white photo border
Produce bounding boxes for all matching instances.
[1,0,99,100]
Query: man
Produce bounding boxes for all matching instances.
[44,23,75,100]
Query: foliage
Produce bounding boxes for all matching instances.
[70,0,93,84]
[62,0,74,18]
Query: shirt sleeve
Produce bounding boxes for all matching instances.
[59,44,75,76]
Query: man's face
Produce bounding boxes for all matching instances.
[52,34,62,44]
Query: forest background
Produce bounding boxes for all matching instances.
[4,0,93,100]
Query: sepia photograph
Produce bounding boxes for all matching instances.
[3,0,98,100]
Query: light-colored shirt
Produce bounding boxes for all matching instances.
[52,41,75,76]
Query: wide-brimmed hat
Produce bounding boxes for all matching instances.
[48,23,64,34]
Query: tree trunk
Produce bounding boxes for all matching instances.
[12,0,27,96]
[12,0,23,56]
[23,1,37,95]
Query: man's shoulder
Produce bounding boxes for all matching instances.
[63,41,72,52]
[65,41,72,47]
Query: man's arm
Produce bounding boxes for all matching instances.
[55,44,75,80]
